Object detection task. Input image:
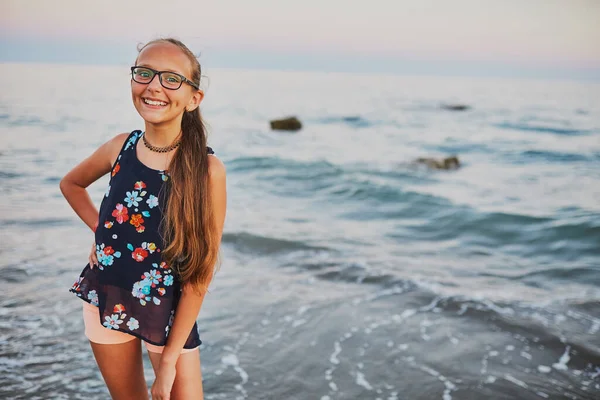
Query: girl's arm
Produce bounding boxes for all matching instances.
[59,133,129,231]
[160,155,227,366]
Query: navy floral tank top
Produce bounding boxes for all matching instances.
[69,130,214,349]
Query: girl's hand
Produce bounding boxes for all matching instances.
[88,241,98,269]
[151,363,177,400]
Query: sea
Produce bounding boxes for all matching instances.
[1,63,599,399]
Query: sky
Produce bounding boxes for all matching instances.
[1,0,599,80]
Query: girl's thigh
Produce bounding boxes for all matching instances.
[89,339,149,400]
[147,348,203,400]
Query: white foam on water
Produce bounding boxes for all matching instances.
[588,319,600,335]
[480,354,488,375]
[297,305,310,315]
[419,297,442,312]
[320,396,331,400]
[330,341,342,365]
[387,341,394,347]
[419,365,456,400]
[357,362,364,369]
[222,354,239,366]
[552,346,571,371]
[355,371,373,391]
[221,354,249,398]
[520,351,532,360]
[485,376,496,383]
[393,309,416,322]
[505,345,515,351]
[482,300,515,316]
[538,365,552,373]
[292,318,307,328]
[329,382,338,391]
[504,374,528,389]
[535,392,549,398]
[398,344,409,351]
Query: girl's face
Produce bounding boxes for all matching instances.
[131,42,203,128]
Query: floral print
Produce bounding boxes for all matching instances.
[87,290,99,306]
[127,317,139,330]
[69,130,211,350]
[131,247,149,262]
[124,191,142,207]
[146,195,159,208]
[112,203,129,224]
[103,313,124,329]
[95,243,122,269]
[134,181,146,190]
[112,162,120,177]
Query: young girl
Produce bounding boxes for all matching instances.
[60,38,227,400]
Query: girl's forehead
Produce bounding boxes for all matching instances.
[137,42,193,75]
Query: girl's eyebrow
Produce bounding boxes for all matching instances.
[136,63,186,76]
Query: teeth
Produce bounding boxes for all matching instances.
[144,98,167,106]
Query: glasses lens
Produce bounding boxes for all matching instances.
[132,67,154,83]
[160,72,183,89]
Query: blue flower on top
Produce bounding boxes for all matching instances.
[146,195,159,209]
[124,191,142,207]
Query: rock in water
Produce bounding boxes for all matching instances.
[414,156,461,170]
[441,104,471,111]
[270,117,302,131]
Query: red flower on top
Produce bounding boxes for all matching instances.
[111,163,120,177]
[134,181,146,190]
[112,203,129,224]
[113,304,126,313]
[103,246,115,255]
[130,214,144,228]
[132,247,148,262]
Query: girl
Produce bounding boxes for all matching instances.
[60,38,227,400]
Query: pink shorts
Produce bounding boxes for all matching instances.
[82,301,198,354]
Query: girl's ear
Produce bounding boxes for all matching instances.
[186,90,204,112]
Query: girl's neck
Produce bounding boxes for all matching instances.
[144,123,182,147]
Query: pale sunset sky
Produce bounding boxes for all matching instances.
[1,0,599,79]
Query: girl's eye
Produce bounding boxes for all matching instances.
[137,71,151,78]
[165,75,181,83]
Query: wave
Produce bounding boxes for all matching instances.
[221,232,329,255]
[480,266,600,288]
[313,116,375,128]
[494,122,590,136]
[518,150,593,163]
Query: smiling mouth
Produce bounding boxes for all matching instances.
[143,98,168,106]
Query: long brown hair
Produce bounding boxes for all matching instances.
[138,38,220,295]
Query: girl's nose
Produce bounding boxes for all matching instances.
[147,74,162,90]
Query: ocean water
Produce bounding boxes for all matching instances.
[1,63,599,399]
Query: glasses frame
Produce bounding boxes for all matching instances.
[130,66,200,90]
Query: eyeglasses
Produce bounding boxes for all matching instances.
[130,66,199,90]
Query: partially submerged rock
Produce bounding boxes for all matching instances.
[441,104,471,111]
[414,156,461,170]
[270,116,302,131]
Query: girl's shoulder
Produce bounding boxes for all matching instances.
[207,152,226,179]
[107,132,136,167]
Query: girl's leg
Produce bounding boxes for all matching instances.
[147,347,203,400]
[90,339,149,400]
